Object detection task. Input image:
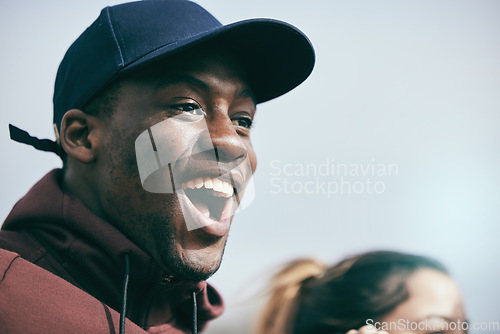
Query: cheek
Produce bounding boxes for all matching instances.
[152,120,205,163]
[101,135,144,207]
[245,141,257,173]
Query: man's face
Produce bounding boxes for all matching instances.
[94,48,257,281]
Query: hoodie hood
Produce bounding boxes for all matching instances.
[1,169,224,332]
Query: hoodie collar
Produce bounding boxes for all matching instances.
[3,169,224,330]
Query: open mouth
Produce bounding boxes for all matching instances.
[181,177,236,222]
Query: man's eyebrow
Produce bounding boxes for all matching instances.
[155,74,210,92]
[236,88,257,105]
[155,73,257,105]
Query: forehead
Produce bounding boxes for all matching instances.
[107,46,256,127]
[386,268,464,321]
[126,44,251,89]
[406,269,460,304]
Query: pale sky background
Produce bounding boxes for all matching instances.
[1,1,499,333]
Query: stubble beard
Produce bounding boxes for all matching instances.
[105,123,225,283]
[161,234,226,282]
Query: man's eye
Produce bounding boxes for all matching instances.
[231,117,253,129]
[174,103,204,116]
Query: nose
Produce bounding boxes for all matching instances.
[198,112,247,165]
[210,117,247,164]
[212,136,247,163]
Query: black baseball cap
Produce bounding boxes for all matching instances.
[10,0,315,157]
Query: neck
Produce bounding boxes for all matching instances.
[62,165,106,221]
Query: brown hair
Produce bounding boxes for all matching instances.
[255,259,328,334]
[255,251,447,334]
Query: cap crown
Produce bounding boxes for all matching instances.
[53,0,222,129]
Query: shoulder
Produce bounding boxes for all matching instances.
[0,248,146,334]
[0,248,19,280]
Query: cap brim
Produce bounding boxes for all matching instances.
[122,18,315,104]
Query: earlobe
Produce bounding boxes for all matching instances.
[60,109,101,164]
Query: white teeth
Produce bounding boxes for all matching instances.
[195,179,204,189]
[182,176,234,198]
[225,182,234,197]
[204,178,213,189]
[213,179,223,192]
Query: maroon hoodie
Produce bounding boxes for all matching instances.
[0,169,224,333]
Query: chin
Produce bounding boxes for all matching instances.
[183,258,221,282]
[178,254,223,282]
[161,243,226,282]
[150,203,230,281]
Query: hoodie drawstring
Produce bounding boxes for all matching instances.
[120,251,131,334]
[119,251,199,334]
[192,290,198,334]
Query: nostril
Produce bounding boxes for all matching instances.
[213,146,246,163]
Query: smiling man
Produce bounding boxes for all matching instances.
[0,0,313,333]
[68,46,259,284]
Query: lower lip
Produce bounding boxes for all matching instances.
[201,216,231,237]
[178,191,234,237]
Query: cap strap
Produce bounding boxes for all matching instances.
[9,124,63,158]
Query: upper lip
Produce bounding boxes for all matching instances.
[170,146,251,195]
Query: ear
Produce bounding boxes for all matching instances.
[60,109,103,163]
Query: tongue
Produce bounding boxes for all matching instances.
[220,198,235,222]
